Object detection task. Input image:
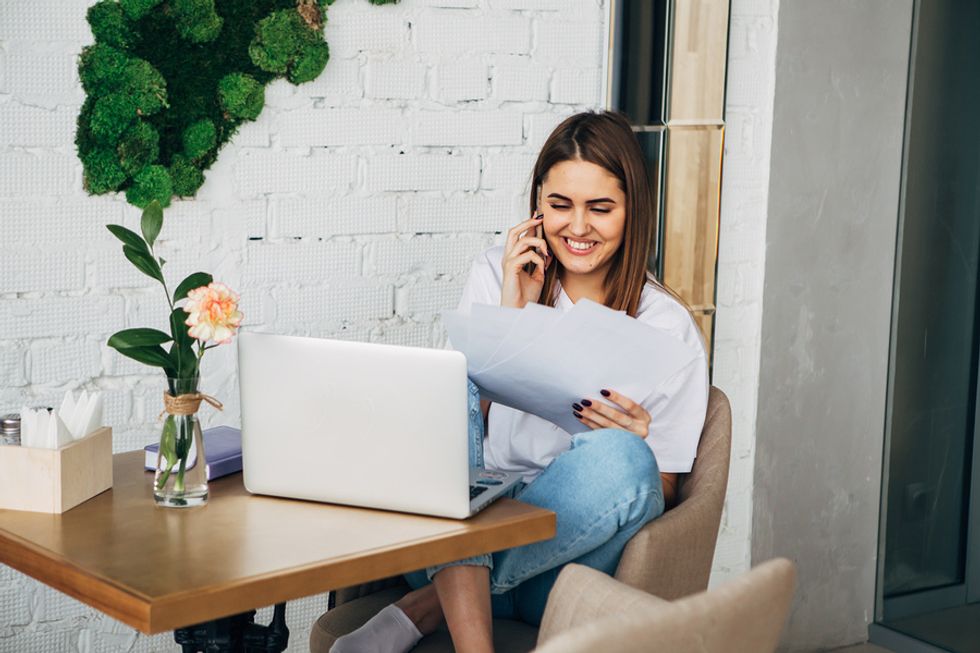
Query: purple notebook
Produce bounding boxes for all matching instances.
[144,425,242,480]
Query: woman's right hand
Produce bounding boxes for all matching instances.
[500,214,550,308]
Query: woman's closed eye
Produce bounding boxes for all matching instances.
[548,204,611,214]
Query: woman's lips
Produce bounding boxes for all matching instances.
[562,237,598,256]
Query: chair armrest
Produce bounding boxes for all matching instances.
[538,564,666,646]
[613,490,724,599]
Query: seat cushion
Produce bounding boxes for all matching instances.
[309,588,538,653]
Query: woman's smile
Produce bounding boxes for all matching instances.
[561,236,600,255]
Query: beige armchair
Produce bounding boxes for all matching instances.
[310,387,732,653]
[534,558,797,653]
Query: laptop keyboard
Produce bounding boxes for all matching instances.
[470,485,488,500]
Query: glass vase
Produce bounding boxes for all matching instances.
[153,377,208,508]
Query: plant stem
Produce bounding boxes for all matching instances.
[175,454,186,493]
[156,464,173,490]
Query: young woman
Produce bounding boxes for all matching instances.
[330,111,708,653]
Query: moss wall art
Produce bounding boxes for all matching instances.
[76,0,398,208]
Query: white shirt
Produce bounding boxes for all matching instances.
[457,246,709,484]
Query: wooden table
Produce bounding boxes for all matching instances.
[0,451,555,650]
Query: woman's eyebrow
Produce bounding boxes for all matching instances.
[546,193,616,204]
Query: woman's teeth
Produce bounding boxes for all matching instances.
[565,238,595,251]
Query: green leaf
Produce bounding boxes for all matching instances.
[169,308,198,379]
[173,271,212,302]
[107,328,172,349]
[159,415,177,469]
[106,224,148,252]
[109,344,176,375]
[141,200,163,247]
[123,244,164,283]
[158,257,166,266]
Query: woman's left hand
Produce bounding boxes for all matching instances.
[573,389,651,438]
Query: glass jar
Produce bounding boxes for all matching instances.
[0,414,20,446]
[153,377,208,508]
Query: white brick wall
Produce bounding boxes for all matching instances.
[0,2,608,649]
[710,0,779,586]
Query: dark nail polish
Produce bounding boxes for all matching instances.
[534,213,544,220]
[572,402,583,411]
[581,399,592,407]
[573,411,583,419]
[600,389,611,397]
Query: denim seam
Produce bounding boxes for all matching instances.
[490,485,663,593]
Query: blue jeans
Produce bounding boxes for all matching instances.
[403,380,665,626]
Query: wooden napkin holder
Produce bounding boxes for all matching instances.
[0,426,113,513]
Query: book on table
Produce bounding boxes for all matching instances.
[144,425,241,480]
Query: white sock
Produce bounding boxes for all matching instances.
[329,604,424,653]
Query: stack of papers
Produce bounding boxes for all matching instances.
[443,299,700,434]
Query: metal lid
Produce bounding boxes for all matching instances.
[0,413,20,433]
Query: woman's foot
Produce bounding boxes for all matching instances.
[328,586,443,653]
[395,584,444,635]
[328,603,423,653]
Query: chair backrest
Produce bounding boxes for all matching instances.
[680,386,732,504]
[613,386,732,598]
[536,558,797,653]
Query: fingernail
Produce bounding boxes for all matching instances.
[535,213,544,220]
[581,399,592,407]
[573,411,583,419]
[572,402,583,411]
[600,389,610,397]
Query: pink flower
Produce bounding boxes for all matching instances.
[183,282,243,345]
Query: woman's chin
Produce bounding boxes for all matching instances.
[556,255,601,276]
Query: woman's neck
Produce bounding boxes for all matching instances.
[559,270,607,305]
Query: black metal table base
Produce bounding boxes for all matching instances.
[174,602,288,653]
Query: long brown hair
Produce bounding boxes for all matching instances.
[530,110,657,317]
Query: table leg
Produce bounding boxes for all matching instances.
[173,602,289,652]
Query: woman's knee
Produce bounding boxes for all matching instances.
[573,428,660,483]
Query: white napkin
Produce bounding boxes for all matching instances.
[19,407,73,449]
[59,390,104,441]
[18,390,104,449]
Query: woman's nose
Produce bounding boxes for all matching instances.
[568,209,590,236]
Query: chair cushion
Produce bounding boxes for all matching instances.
[534,560,796,653]
[309,588,538,653]
[538,563,668,645]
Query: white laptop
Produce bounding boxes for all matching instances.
[237,331,522,519]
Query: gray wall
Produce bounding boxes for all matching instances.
[751,1,913,650]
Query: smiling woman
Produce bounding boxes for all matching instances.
[529,112,659,318]
[329,111,709,653]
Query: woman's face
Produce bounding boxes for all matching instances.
[539,159,627,281]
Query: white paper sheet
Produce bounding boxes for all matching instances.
[443,300,700,434]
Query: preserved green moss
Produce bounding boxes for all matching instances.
[171,0,224,44]
[78,44,132,95]
[118,121,160,176]
[248,10,329,84]
[119,0,163,20]
[87,1,133,49]
[218,73,264,120]
[82,148,128,194]
[182,119,217,160]
[90,93,138,143]
[169,154,206,196]
[77,0,398,207]
[126,165,173,208]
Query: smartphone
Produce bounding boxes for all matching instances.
[523,190,544,275]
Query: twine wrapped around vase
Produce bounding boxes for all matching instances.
[160,391,224,418]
